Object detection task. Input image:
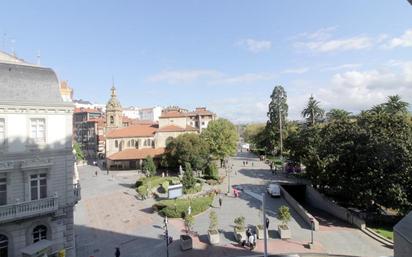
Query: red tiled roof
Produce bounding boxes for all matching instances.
[108,148,165,160]
[106,124,158,138]
[159,110,187,118]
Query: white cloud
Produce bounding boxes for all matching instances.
[321,63,362,71]
[146,69,222,84]
[295,36,373,52]
[384,29,412,48]
[237,38,272,53]
[213,72,277,84]
[281,67,309,74]
[210,97,269,123]
[298,26,336,41]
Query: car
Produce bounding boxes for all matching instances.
[267,183,281,197]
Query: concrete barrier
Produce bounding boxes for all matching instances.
[280,186,320,231]
[305,185,365,229]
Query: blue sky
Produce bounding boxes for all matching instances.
[1,0,412,123]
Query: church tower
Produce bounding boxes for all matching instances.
[106,85,123,130]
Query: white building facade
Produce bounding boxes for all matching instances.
[139,106,162,122]
[0,53,79,257]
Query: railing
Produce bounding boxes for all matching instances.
[73,183,81,202]
[0,196,58,223]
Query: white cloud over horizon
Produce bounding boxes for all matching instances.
[384,29,412,48]
[236,38,272,53]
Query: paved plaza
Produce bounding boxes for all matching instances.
[74,152,393,257]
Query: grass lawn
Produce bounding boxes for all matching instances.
[371,226,394,240]
[154,195,214,218]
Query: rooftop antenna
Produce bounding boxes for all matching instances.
[37,50,41,65]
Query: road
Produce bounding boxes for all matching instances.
[74,151,393,257]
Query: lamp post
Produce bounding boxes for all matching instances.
[164,217,170,257]
[262,193,268,257]
[310,217,314,245]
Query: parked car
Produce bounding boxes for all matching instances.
[267,183,281,197]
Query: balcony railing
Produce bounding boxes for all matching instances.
[73,183,81,203]
[0,196,58,223]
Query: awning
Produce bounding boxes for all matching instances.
[21,240,53,255]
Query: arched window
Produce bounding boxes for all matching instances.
[131,139,135,146]
[115,140,118,148]
[135,140,139,149]
[0,234,8,257]
[110,115,114,124]
[127,140,131,147]
[33,225,47,243]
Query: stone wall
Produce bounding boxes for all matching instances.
[280,186,320,230]
[305,185,365,229]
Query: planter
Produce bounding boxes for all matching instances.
[278,225,291,239]
[208,230,220,245]
[233,228,247,242]
[180,235,193,251]
[256,225,264,239]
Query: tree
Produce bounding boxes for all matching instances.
[73,142,85,161]
[302,95,325,126]
[204,162,219,180]
[182,162,196,191]
[201,118,238,165]
[164,133,210,170]
[243,123,265,145]
[326,108,351,122]
[383,95,409,115]
[277,205,291,228]
[143,156,156,177]
[266,85,288,156]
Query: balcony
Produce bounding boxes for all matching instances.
[0,196,58,223]
[73,183,81,203]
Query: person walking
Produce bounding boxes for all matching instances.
[266,217,270,230]
[219,196,222,208]
[95,170,98,177]
[115,247,120,257]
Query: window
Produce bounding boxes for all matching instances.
[0,178,6,206]
[201,122,205,125]
[127,140,130,147]
[135,140,139,149]
[0,234,8,257]
[115,140,118,148]
[0,119,4,146]
[32,225,47,243]
[30,118,45,143]
[30,174,47,201]
[110,115,114,124]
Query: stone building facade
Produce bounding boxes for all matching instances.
[0,52,79,257]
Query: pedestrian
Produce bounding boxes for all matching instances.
[243,161,245,166]
[252,162,254,167]
[115,247,120,257]
[95,170,98,176]
[246,161,248,166]
[265,217,270,230]
[270,163,273,171]
[219,196,222,208]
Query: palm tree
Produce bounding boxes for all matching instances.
[326,109,351,122]
[384,95,409,115]
[301,95,324,126]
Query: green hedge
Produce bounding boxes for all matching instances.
[161,181,169,193]
[153,195,214,218]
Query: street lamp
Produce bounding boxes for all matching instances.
[163,217,172,257]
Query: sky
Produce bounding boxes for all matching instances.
[1,0,412,123]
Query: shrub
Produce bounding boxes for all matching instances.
[137,185,148,197]
[154,195,214,218]
[161,181,169,193]
[205,163,219,180]
[143,156,156,177]
[182,163,196,191]
[234,216,245,231]
[209,210,218,233]
[185,214,194,234]
[206,179,218,186]
[277,205,291,227]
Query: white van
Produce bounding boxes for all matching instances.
[267,183,281,197]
